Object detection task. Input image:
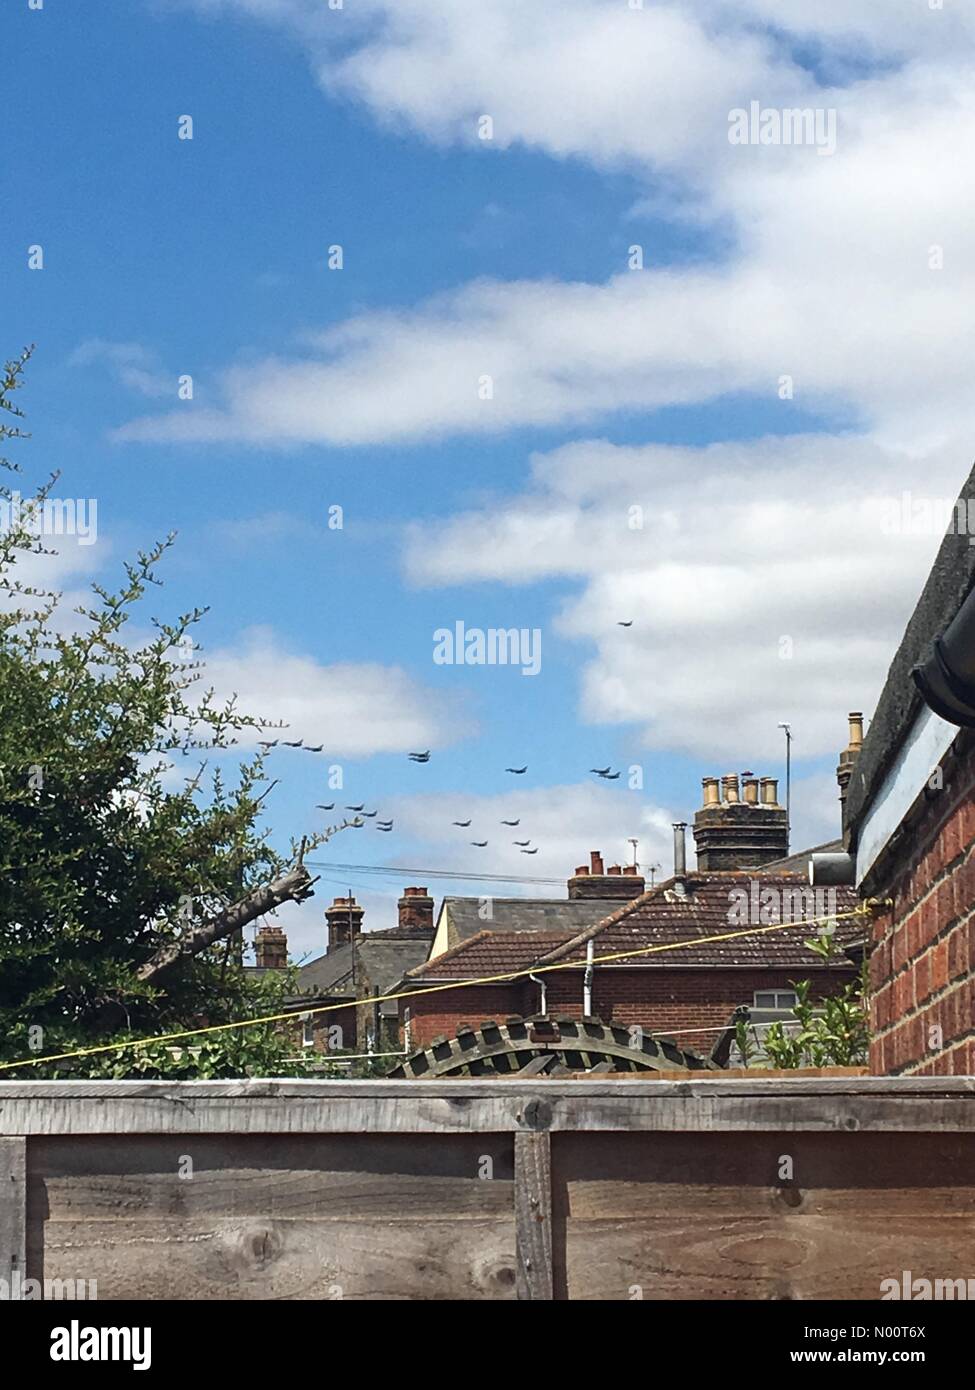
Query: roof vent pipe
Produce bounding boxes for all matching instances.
[673,822,687,878]
[912,583,975,727]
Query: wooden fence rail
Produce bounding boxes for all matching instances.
[1,1077,973,1300]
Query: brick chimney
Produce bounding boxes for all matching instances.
[693,773,789,871]
[254,924,288,969]
[568,849,646,901]
[325,894,364,953]
[397,886,434,933]
[836,711,864,807]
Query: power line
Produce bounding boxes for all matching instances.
[305,859,566,888]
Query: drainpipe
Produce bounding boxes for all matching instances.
[528,973,547,1016]
[583,938,594,1017]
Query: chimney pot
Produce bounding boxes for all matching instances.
[702,777,720,807]
[759,776,779,806]
[742,776,759,804]
[721,774,740,804]
[590,850,604,876]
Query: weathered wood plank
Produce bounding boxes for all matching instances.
[36,1217,517,1301]
[514,1131,553,1301]
[0,1137,26,1289]
[555,1131,975,1218]
[28,1134,513,1220]
[1,1078,974,1135]
[561,1216,975,1300]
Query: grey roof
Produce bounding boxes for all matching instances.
[296,941,355,997]
[296,925,433,1008]
[845,461,975,835]
[441,895,635,944]
[758,839,843,876]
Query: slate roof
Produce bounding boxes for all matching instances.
[297,924,434,1008]
[439,895,635,947]
[759,839,843,875]
[408,872,862,982]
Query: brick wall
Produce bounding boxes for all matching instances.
[402,984,528,1048]
[402,967,853,1058]
[544,968,853,1056]
[868,738,975,1076]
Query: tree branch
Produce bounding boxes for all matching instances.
[136,863,316,984]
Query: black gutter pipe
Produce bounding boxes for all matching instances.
[912,582,975,727]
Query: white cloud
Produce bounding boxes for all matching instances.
[138,0,975,763]
[381,781,677,890]
[70,340,172,399]
[201,626,472,755]
[405,434,961,758]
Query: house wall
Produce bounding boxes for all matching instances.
[404,984,530,1049]
[546,968,854,1057]
[867,738,975,1076]
[282,1000,358,1057]
[402,967,855,1056]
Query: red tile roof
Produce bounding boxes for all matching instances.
[407,929,575,980]
[408,873,864,982]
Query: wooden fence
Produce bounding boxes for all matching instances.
[1,1076,974,1300]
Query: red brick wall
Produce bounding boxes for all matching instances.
[403,984,528,1048]
[868,738,975,1076]
[402,968,853,1057]
[544,968,852,1056]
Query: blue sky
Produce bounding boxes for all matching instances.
[6,0,971,956]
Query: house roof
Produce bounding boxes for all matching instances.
[759,839,843,875]
[535,873,861,970]
[407,929,577,981]
[408,871,861,982]
[439,895,636,945]
[297,924,434,1001]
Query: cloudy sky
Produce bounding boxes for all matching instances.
[6,0,971,956]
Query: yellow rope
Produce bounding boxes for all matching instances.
[0,903,873,1073]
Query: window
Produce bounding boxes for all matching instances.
[753,990,797,1011]
[301,1014,315,1048]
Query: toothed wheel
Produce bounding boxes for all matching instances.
[387,1015,714,1078]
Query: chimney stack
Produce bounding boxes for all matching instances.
[397,886,434,933]
[325,894,364,953]
[836,711,864,806]
[693,771,789,871]
[254,924,287,970]
[568,849,645,901]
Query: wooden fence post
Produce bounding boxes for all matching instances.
[0,1137,27,1294]
[514,1130,553,1300]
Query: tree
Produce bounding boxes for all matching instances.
[0,349,349,1076]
